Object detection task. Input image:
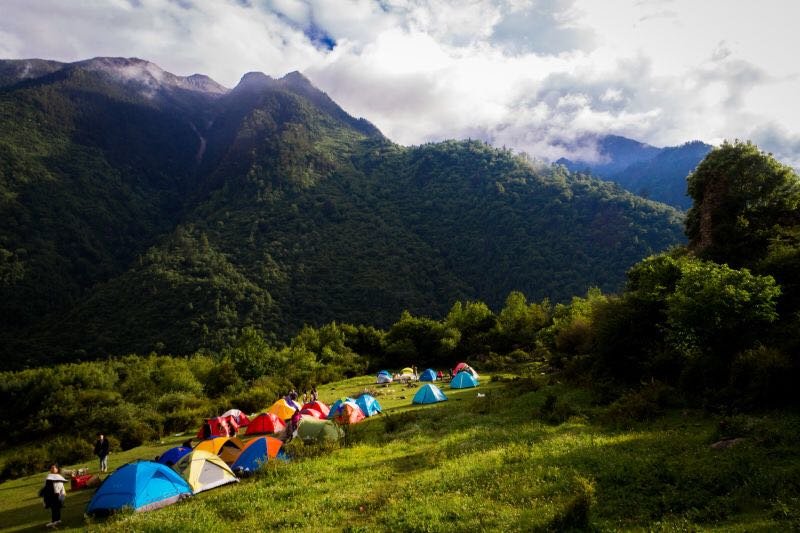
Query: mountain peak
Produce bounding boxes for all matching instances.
[235,71,273,91]
[73,56,228,96]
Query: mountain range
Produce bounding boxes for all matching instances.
[0,57,687,368]
[557,135,713,210]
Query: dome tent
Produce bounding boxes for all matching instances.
[355,394,382,417]
[301,400,330,417]
[157,446,192,467]
[419,368,437,382]
[268,398,301,420]
[329,400,366,425]
[86,461,192,516]
[451,372,479,389]
[412,384,448,404]
[453,362,479,379]
[194,436,245,465]
[245,413,286,435]
[376,370,393,384]
[296,418,344,443]
[172,450,238,494]
[231,436,283,475]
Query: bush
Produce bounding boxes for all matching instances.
[538,394,575,425]
[384,411,418,433]
[727,346,795,408]
[46,435,94,467]
[0,447,48,480]
[545,475,596,531]
[602,382,678,427]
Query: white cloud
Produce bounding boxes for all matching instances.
[1,0,799,165]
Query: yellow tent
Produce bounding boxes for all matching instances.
[401,367,414,375]
[172,450,238,494]
[194,436,245,465]
[268,398,301,420]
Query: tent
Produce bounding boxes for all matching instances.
[453,362,479,379]
[172,450,238,494]
[220,409,251,427]
[231,436,283,475]
[194,436,245,465]
[330,400,366,425]
[419,368,437,382]
[401,367,414,375]
[300,407,324,419]
[245,413,286,435]
[355,394,382,417]
[327,397,354,418]
[157,446,192,467]
[376,370,393,384]
[412,384,448,404]
[450,371,479,389]
[86,461,192,516]
[301,400,330,417]
[268,398,301,420]
[196,416,236,439]
[296,419,344,443]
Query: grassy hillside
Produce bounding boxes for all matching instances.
[3,373,798,531]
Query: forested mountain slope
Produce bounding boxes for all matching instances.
[0,57,685,367]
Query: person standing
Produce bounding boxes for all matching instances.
[310,386,318,403]
[41,463,66,527]
[94,433,110,473]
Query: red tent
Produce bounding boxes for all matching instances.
[221,409,251,427]
[245,413,286,435]
[300,407,324,419]
[302,401,330,417]
[196,415,241,439]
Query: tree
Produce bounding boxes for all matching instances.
[686,140,800,267]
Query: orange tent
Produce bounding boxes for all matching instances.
[268,398,301,420]
[194,436,245,465]
[331,402,365,425]
[245,413,286,435]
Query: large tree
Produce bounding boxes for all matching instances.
[686,140,800,267]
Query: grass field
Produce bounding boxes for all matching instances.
[2,374,799,532]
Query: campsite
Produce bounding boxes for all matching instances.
[2,371,799,531]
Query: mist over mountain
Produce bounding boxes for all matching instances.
[557,135,713,210]
[0,57,685,367]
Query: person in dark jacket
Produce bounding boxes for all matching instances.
[41,463,66,527]
[94,433,110,473]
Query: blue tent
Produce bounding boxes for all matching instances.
[419,368,437,382]
[355,394,382,417]
[451,371,479,388]
[86,461,192,516]
[157,446,192,467]
[412,384,447,404]
[327,397,355,419]
[376,370,393,384]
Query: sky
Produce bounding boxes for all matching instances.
[2,0,799,165]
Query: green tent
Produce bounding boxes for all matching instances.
[296,419,343,443]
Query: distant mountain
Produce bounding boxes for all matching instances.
[557,135,712,209]
[0,57,685,367]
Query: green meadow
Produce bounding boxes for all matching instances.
[2,374,799,532]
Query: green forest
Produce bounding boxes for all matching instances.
[0,59,683,367]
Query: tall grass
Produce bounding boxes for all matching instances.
[1,375,799,531]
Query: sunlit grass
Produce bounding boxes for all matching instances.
[2,375,799,531]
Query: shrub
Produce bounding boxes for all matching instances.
[0,447,48,480]
[602,382,678,427]
[546,475,596,531]
[46,436,94,467]
[384,411,418,433]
